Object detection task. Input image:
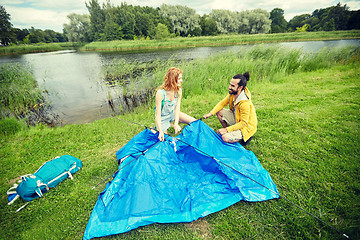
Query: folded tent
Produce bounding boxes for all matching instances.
[83,120,279,240]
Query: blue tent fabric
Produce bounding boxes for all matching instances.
[83,120,279,240]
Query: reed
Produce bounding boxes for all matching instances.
[174,45,360,97]
[103,44,359,114]
[0,64,44,120]
[0,42,83,55]
[81,30,360,52]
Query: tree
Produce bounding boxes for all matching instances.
[63,13,91,42]
[154,23,170,39]
[0,5,13,45]
[29,27,45,43]
[348,10,360,29]
[288,14,311,31]
[270,8,287,33]
[86,0,105,41]
[159,4,201,36]
[326,3,349,30]
[13,28,29,43]
[236,11,250,34]
[28,27,45,43]
[288,3,351,32]
[296,24,310,32]
[200,15,218,36]
[104,15,123,40]
[111,3,135,40]
[247,9,271,34]
[208,10,238,34]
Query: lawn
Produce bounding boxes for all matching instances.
[0,45,359,239]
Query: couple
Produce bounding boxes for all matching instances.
[155,67,257,145]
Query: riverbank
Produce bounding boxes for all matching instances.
[0,45,359,239]
[80,30,360,52]
[0,42,84,56]
[1,31,359,56]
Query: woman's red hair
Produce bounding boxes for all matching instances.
[156,67,182,93]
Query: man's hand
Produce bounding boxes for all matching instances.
[217,128,228,135]
[203,112,212,119]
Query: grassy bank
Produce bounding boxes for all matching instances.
[0,46,359,239]
[0,64,43,120]
[1,31,359,56]
[81,30,360,52]
[0,42,84,55]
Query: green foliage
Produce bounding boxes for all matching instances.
[288,3,357,32]
[155,23,170,40]
[63,13,91,42]
[159,4,201,37]
[0,42,83,55]
[80,30,360,53]
[206,9,272,34]
[0,64,43,118]
[22,27,67,44]
[296,24,310,32]
[200,15,218,36]
[0,117,27,135]
[86,0,105,41]
[270,8,287,33]
[0,5,13,46]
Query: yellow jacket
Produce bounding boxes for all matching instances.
[210,87,257,141]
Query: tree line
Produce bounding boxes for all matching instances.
[0,6,67,45]
[1,2,359,46]
[271,3,360,33]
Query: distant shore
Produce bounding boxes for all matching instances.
[1,30,359,56]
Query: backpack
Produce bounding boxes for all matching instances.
[7,155,82,208]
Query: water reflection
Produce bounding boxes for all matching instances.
[0,39,359,125]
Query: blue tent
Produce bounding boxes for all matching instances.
[83,120,279,240]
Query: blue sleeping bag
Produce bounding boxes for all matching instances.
[7,155,82,204]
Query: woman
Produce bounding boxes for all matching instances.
[155,67,196,141]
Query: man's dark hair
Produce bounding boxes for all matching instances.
[233,72,250,89]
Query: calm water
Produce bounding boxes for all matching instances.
[1,39,359,125]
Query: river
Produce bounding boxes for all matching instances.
[1,39,359,125]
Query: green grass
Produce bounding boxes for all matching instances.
[0,42,84,55]
[0,64,44,120]
[80,30,360,52]
[0,45,359,239]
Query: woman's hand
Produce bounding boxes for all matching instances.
[174,124,181,134]
[158,130,165,141]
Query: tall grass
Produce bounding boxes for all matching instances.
[174,45,360,97]
[81,30,360,52]
[0,64,44,119]
[103,44,359,115]
[0,42,84,55]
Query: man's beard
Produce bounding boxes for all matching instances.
[229,89,238,95]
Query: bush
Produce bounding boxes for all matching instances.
[0,118,26,135]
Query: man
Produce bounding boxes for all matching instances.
[203,72,257,144]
